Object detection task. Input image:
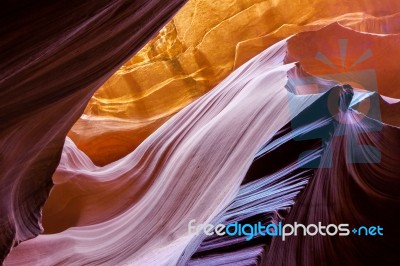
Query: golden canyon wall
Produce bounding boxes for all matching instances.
[71,0,400,165]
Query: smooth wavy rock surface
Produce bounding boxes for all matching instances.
[71,0,400,165]
[6,20,400,264]
[7,38,303,265]
[0,0,187,261]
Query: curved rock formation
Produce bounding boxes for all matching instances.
[7,38,299,265]
[3,0,400,265]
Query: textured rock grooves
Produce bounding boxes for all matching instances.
[0,0,187,261]
[2,1,400,265]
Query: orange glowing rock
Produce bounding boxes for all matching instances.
[70,0,400,166]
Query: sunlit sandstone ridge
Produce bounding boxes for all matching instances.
[70,0,400,165]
